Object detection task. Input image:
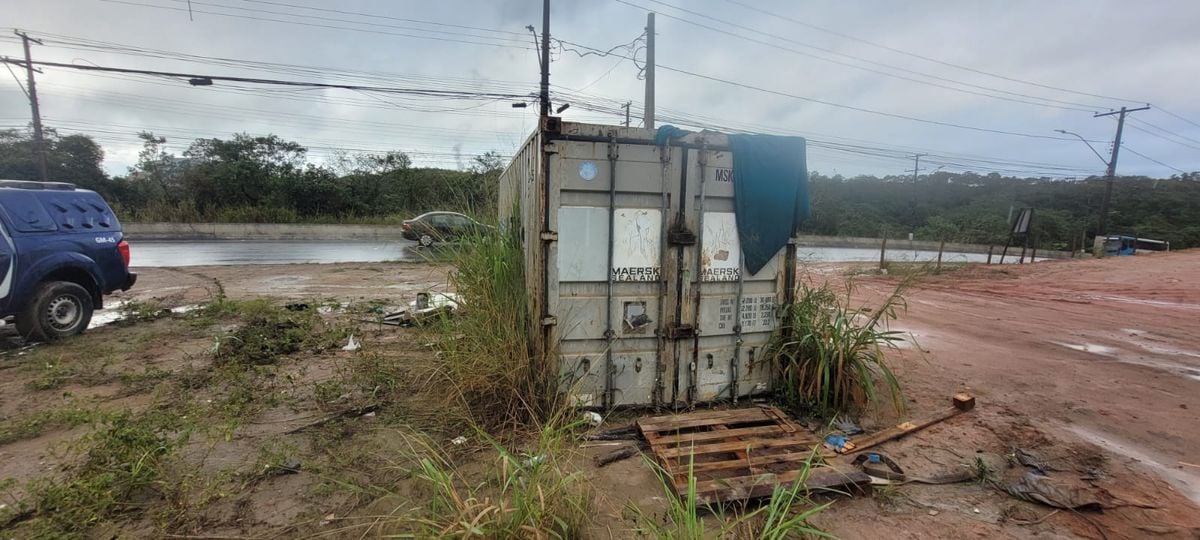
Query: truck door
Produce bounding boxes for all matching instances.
[0,218,13,302]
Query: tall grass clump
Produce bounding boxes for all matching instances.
[427,217,561,431]
[769,281,908,414]
[365,421,591,538]
[626,450,831,539]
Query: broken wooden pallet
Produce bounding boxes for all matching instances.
[637,405,869,504]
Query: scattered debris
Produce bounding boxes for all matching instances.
[1012,447,1056,475]
[582,425,640,441]
[837,393,975,455]
[595,444,645,467]
[1006,471,1105,511]
[370,291,462,327]
[834,416,864,436]
[451,436,468,445]
[341,335,361,351]
[581,411,603,427]
[285,404,380,434]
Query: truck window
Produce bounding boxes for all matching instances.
[0,192,57,232]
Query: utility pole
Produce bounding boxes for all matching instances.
[16,30,48,182]
[538,0,550,118]
[909,153,925,183]
[1093,105,1149,237]
[622,101,631,127]
[642,12,655,129]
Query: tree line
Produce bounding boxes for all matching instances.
[2,127,1198,249]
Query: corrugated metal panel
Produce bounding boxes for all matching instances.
[501,121,796,409]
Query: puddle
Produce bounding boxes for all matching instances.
[1053,341,1200,382]
[1067,425,1200,505]
[89,303,202,329]
[1088,295,1200,311]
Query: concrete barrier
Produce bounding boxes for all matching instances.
[123,223,1072,259]
[123,222,406,241]
[795,234,1072,259]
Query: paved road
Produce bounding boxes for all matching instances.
[129,240,1031,267]
[130,240,425,267]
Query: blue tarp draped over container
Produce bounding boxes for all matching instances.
[727,134,810,275]
[655,126,810,275]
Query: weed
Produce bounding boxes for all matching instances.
[626,450,831,539]
[392,422,592,538]
[117,299,167,324]
[423,220,562,431]
[13,409,190,537]
[970,456,1000,487]
[0,406,111,445]
[210,299,349,366]
[768,281,909,414]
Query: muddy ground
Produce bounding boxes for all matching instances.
[2,254,1199,538]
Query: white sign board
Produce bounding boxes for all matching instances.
[702,212,741,282]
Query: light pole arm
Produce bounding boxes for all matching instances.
[1055,129,1109,166]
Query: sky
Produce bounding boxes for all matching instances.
[2,0,1199,179]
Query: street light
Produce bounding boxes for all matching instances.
[1054,129,1108,167]
[1056,129,1113,253]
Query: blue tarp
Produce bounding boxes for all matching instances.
[654,126,810,275]
[728,134,810,275]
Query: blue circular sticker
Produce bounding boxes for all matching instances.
[579,161,598,181]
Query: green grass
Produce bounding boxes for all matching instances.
[769,281,908,415]
[0,406,112,445]
[626,450,832,539]
[422,218,562,432]
[10,409,191,537]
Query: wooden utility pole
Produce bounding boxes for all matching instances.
[622,101,631,127]
[1094,105,1150,237]
[539,0,550,118]
[16,30,48,181]
[642,12,655,129]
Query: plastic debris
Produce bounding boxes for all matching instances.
[451,436,468,445]
[1007,471,1105,511]
[581,411,603,427]
[342,335,361,351]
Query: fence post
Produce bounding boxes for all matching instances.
[987,245,993,265]
[1030,233,1038,262]
[936,239,945,271]
[879,229,888,271]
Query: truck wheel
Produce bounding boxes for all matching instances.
[16,281,94,342]
[419,234,435,247]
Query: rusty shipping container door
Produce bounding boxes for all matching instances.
[501,122,795,409]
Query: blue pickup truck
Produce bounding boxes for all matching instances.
[0,180,136,341]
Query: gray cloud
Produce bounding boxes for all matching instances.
[2,0,1197,178]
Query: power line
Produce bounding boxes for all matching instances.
[238,0,527,37]
[614,0,1102,113]
[1153,105,1200,131]
[1121,144,1188,174]
[555,38,1105,143]
[96,0,534,50]
[717,0,1144,106]
[0,57,532,100]
[1127,117,1200,148]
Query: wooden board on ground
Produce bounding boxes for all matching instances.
[637,405,869,504]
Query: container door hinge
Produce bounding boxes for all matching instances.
[540,231,558,241]
[540,316,558,326]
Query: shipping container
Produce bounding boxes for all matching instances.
[499,119,798,409]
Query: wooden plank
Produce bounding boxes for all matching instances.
[650,424,786,446]
[685,450,818,474]
[639,407,760,424]
[692,468,872,503]
[638,408,771,433]
[840,407,961,454]
[656,435,818,458]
